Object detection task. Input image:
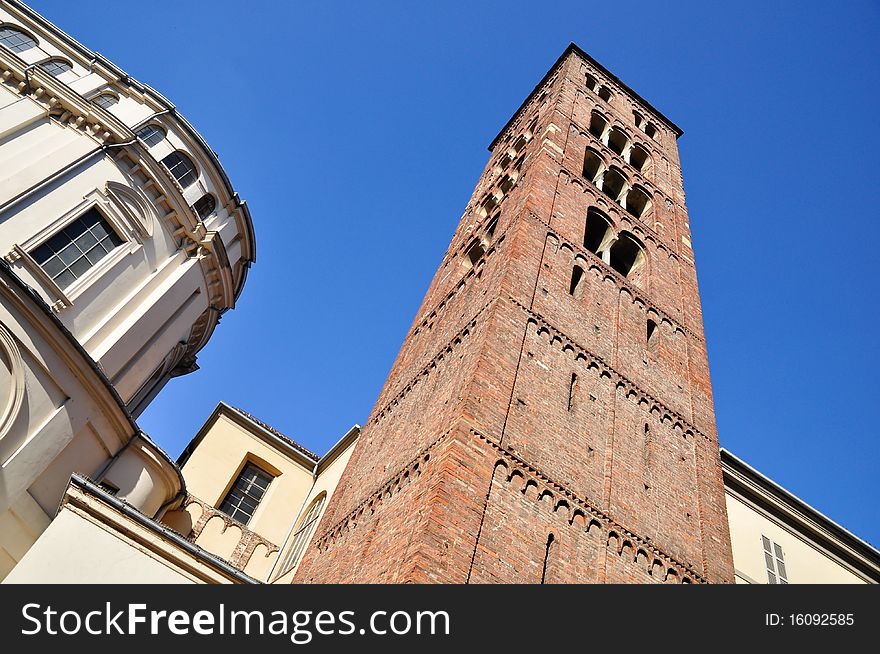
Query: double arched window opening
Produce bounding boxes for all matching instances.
[583,148,653,221]
[582,207,647,281]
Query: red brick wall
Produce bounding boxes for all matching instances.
[295,47,734,584]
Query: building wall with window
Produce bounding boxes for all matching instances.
[157,403,358,583]
[0,0,254,578]
[722,450,878,584]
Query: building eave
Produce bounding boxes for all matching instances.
[721,448,880,581]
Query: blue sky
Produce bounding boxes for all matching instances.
[29,1,879,546]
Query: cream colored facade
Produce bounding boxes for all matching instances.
[5,402,358,584]
[722,449,878,584]
[0,0,255,579]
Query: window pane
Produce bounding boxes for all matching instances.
[29,209,122,289]
[218,464,273,525]
[93,94,118,109]
[136,125,165,147]
[40,59,72,77]
[763,551,775,572]
[761,536,772,553]
[0,27,37,53]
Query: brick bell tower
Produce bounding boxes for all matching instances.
[295,44,734,584]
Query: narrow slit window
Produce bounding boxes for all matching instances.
[569,265,584,298]
[567,373,578,411]
[541,533,555,584]
[647,319,657,348]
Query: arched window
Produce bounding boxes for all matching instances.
[628,144,651,174]
[136,124,165,147]
[161,151,198,188]
[277,493,326,577]
[92,93,118,110]
[192,194,216,219]
[585,73,598,92]
[39,58,72,77]
[625,186,653,219]
[0,25,37,53]
[584,207,613,255]
[601,168,627,203]
[582,148,604,184]
[589,111,608,140]
[607,127,629,156]
[608,231,646,280]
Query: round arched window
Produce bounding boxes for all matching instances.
[92,93,118,110]
[40,58,72,77]
[0,26,37,53]
[161,151,199,188]
[192,194,216,219]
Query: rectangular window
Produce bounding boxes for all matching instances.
[762,535,788,584]
[219,463,273,525]
[30,208,124,290]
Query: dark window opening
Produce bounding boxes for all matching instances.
[569,265,584,297]
[486,214,499,237]
[625,186,652,219]
[584,208,612,255]
[585,73,597,92]
[607,128,628,156]
[583,149,603,183]
[645,123,658,140]
[219,463,273,525]
[601,168,626,203]
[589,112,607,140]
[541,533,555,584]
[608,232,645,279]
[567,373,578,411]
[465,240,485,268]
[192,194,216,220]
[598,87,612,102]
[628,145,650,173]
[647,319,657,347]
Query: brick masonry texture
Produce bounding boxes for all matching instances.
[294,47,734,584]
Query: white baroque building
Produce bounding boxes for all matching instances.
[0,0,255,578]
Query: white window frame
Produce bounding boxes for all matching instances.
[4,189,141,311]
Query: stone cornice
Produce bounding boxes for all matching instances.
[0,48,132,144]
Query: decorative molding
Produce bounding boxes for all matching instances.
[312,423,705,584]
[510,297,712,444]
[528,210,704,342]
[0,320,26,441]
[181,494,279,572]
